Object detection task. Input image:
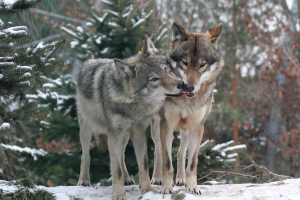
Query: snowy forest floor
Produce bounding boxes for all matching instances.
[1,178,300,200]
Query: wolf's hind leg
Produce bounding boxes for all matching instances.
[131,126,157,194]
[185,126,204,195]
[78,117,93,186]
[176,130,189,186]
[150,113,162,185]
[108,134,126,200]
[121,134,135,185]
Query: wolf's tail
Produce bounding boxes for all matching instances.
[94,134,109,154]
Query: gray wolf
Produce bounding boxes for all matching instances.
[76,35,185,200]
[150,23,224,195]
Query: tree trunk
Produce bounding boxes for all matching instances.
[266,0,297,170]
[232,0,239,172]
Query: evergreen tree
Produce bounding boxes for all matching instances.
[16,0,168,186]
[62,0,167,61]
[0,0,64,178]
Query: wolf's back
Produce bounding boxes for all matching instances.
[76,59,112,99]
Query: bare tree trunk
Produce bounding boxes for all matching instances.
[266,0,298,170]
[232,0,239,172]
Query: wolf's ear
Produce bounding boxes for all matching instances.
[206,23,223,44]
[141,35,159,56]
[172,22,188,41]
[114,58,136,77]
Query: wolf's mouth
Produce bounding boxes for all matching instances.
[180,90,195,98]
[165,90,195,98]
[165,93,185,97]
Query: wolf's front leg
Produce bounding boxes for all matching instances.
[150,113,162,185]
[78,117,93,186]
[176,130,189,186]
[121,134,135,185]
[131,127,157,194]
[160,119,175,194]
[185,126,204,195]
[108,134,126,200]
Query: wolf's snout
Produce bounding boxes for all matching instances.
[184,84,194,92]
[177,80,185,89]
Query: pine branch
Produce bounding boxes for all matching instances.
[0,0,41,15]
[40,39,65,68]
[199,161,293,183]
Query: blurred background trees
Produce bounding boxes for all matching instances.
[0,0,299,186]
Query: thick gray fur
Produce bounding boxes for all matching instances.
[76,36,183,200]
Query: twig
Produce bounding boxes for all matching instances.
[198,161,293,182]
[281,45,300,70]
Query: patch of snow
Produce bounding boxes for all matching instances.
[0,74,3,79]
[0,179,299,199]
[0,123,10,132]
[156,28,167,41]
[17,81,30,87]
[17,65,32,70]
[212,140,234,151]
[1,26,27,37]
[70,40,79,48]
[1,144,47,160]
[286,0,294,10]
[131,19,145,30]
[101,47,108,54]
[227,153,238,158]
[86,22,93,26]
[61,27,78,38]
[222,144,247,152]
[107,22,118,28]
[43,83,57,88]
[199,139,212,149]
[203,181,222,185]
[3,0,18,4]
[101,0,113,6]
[95,36,102,44]
[76,26,84,33]
[20,72,31,79]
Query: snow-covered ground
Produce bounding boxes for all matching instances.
[1,179,299,200]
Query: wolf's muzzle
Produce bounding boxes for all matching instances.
[184,84,194,92]
[182,83,195,98]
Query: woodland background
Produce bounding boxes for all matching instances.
[0,0,300,187]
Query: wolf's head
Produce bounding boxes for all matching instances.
[114,35,185,103]
[168,23,224,97]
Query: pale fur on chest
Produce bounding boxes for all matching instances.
[163,99,212,132]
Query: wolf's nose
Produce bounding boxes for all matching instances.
[177,81,185,89]
[184,84,194,92]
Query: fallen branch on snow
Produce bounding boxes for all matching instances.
[198,161,293,183]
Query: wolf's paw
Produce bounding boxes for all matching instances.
[124,178,135,185]
[141,186,158,194]
[175,178,186,186]
[111,193,126,200]
[160,187,173,194]
[150,177,162,185]
[77,180,90,186]
[186,186,201,195]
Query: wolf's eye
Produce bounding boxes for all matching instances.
[200,63,206,68]
[150,78,159,82]
[182,59,188,65]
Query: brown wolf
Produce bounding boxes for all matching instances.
[150,23,224,195]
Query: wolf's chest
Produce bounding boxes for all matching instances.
[164,101,209,131]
